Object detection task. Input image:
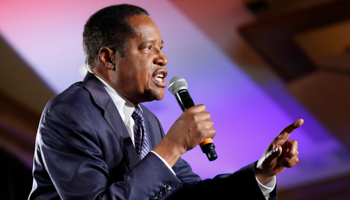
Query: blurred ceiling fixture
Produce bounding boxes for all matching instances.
[243,0,339,19]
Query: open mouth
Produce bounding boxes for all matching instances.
[153,70,167,87]
[154,73,164,82]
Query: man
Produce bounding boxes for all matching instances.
[28,4,302,200]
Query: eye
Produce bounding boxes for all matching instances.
[146,45,152,50]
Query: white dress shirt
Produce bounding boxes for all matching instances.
[93,74,174,174]
[93,73,275,199]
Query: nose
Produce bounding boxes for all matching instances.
[154,50,168,67]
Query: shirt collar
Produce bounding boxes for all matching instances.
[92,73,136,123]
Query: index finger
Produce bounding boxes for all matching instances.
[277,119,304,140]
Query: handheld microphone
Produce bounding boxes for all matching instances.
[168,76,217,161]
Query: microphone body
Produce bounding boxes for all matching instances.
[168,76,218,161]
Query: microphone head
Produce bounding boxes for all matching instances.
[168,76,188,95]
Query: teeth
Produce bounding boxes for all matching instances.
[154,73,164,82]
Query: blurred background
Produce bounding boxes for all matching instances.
[0,0,350,199]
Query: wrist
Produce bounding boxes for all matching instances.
[254,166,273,184]
[153,137,185,167]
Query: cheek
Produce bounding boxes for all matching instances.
[144,67,154,85]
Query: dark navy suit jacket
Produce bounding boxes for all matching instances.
[28,73,275,200]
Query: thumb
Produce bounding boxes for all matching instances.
[256,146,281,170]
[265,146,282,162]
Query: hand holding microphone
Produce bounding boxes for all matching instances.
[168,76,218,161]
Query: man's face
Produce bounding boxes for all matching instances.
[110,15,168,105]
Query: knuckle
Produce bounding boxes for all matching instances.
[198,104,206,109]
[293,140,298,145]
[211,129,217,137]
[208,121,214,129]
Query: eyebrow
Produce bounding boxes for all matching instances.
[145,39,164,45]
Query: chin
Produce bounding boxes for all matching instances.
[145,89,164,102]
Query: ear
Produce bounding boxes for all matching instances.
[98,47,115,70]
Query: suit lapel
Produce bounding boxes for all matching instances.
[82,72,139,170]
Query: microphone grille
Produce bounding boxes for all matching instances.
[168,76,188,95]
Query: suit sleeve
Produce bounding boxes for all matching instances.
[170,162,276,200]
[31,101,182,200]
[151,110,276,200]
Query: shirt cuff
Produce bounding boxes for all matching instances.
[151,151,176,175]
[255,175,276,200]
